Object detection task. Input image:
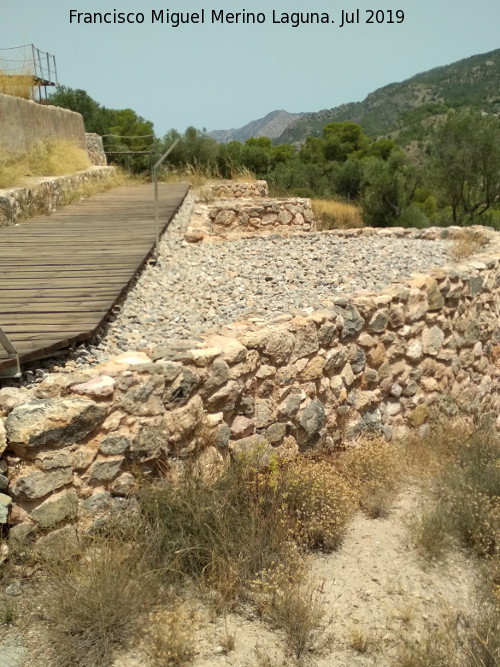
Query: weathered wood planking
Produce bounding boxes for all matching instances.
[0,182,189,371]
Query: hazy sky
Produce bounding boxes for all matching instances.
[1,1,499,137]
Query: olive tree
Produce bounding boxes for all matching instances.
[432,111,500,223]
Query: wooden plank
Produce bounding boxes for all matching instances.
[0,182,189,371]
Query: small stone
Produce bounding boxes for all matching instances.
[368,310,389,333]
[278,392,302,418]
[406,340,423,361]
[231,416,254,439]
[299,400,325,436]
[422,326,444,356]
[69,375,115,398]
[88,457,124,483]
[10,468,72,500]
[5,581,22,597]
[367,343,386,368]
[99,435,130,455]
[0,419,6,456]
[31,489,78,529]
[266,422,287,444]
[340,363,355,387]
[409,405,429,427]
[82,491,112,515]
[5,398,107,447]
[111,473,135,497]
[0,493,12,523]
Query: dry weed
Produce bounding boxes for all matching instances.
[278,456,359,550]
[339,437,402,518]
[348,627,380,654]
[449,228,490,261]
[251,550,331,662]
[58,169,142,207]
[43,537,154,667]
[0,139,91,188]
[0,69,34,99]
[147,604,196,666]
[396,624,462,667]
[311,199,364,230]
[408,504,453,559]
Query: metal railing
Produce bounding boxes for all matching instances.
[0,43,58,102]
[31,44,57,85]
[0,327,21,378]
[152,139,180,262]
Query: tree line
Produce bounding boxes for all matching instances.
[49,85,500,228]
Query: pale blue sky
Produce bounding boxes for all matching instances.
[1,0,499,137]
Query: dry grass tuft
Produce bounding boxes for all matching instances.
[339,437,402,518]
[160,164,256,188]
[449,228,490,261]
[396,622,461,667]
[0,140,91,188]
[58,169,143,207]
[251,551,331,662]
[311,199,364,230]
[0,70,34,99]
[348,627,380,654]
[409,424,500,560]
[43,537,154,667]
[280,456,359,550]
[147,604,196,666]
[408,504,453,560]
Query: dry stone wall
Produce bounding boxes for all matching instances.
[2,225,500,546]
[203,180,268,199]
[0,166,116,227]
[85,133,107,167]
[186,195,316,241]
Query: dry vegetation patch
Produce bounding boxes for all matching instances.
[0,139,91,188]
[311,198,364,230]
[0,70,34,99]
[449,227,491,261]
[3,425,500,666]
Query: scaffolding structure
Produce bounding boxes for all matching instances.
[0,44,58,102]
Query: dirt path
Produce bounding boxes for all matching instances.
[116,486,478,667]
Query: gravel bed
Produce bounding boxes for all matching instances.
[81,192,451,362]
[18,191,453,378]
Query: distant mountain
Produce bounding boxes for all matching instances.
[208,109,304,143]
[209,49,500,149]
[278,48,500,145]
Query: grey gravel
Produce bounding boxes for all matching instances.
[68,191,451,364]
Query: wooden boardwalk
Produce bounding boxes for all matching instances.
[0,182,189,375]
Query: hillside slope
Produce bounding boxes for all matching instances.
[278,48,500,143]
[209,109,303,143]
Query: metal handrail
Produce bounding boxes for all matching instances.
[0,327,21,378]
[152,139,180,262]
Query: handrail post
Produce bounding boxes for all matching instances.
[0,327,21,378]
[152,139,179,263]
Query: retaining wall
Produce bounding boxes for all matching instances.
[0,93,86,153]
[203,180,268,199]
[186,196,316,241]
[85,133,107,167]
[0,167,116,227]
[1,225,500,547]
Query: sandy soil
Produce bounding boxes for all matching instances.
[0,486,480,667]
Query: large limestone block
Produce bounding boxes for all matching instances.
[31,489,78,529]
[0,420,6,456]
[10,467,72,500]
[299,400,326,436]
[239,327,294,366]
[5,398,107,447]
